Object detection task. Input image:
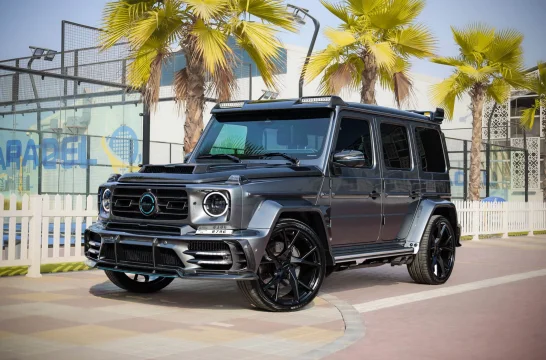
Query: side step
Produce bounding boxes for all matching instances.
[332,242,414,263]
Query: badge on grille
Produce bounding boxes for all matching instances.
[139,192,157,216]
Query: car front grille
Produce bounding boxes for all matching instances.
[112,187,188,220]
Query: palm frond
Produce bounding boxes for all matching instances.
[320,0,355,25]
[324,27,357,47]
[367,41,396,70]
[389,23,436,58]
[520,101,539,129]
[185,0,227,21]
[191,19,232,74]
[368,0,425,30]
[378,56,414,108]
[485,78,510,104]
[232,0,296,32]
[431,56,466,67]
[305,45,344,83]
[430,72,473,119]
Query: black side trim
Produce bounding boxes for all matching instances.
[332,241,407,258]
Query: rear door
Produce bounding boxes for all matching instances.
[329,112,382,245]
[376,118,421,241]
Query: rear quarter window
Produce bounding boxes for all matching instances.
[414,127,446,173]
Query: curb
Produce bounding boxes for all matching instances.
[301,293,366,359]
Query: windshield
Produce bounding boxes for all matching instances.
[194,109,332,161]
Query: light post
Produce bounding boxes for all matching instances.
[287,4,320,98]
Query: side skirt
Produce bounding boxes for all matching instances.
[332,242,414,271]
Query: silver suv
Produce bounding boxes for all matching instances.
[85,96,461,311]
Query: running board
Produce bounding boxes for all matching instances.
[332,242,414,263]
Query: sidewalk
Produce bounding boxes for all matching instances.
[0,271,351,360]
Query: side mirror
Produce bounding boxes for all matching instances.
[333,150,367,168]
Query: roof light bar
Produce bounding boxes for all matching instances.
[300,96,333,103]
[219,101,245,108]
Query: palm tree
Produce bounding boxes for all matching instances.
[101,0,295,153]
[520,61,545,130]
[305,0,435,107]
[431,24,527,201]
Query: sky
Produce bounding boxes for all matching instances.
[1,0,545,78]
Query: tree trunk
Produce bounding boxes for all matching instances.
[468,84,486,201]
[183,55,206,154]
[360,52,378,104]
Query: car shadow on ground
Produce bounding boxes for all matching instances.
[88,265,413,310]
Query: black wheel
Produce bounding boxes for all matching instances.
[238,219,326,311]
[104,270,174,293]
[408,215,456,285]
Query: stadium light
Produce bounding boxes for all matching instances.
[29,46,57,61]
[44,50,57,61]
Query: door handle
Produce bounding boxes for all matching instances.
[369,191,380,199]
[410,190,421,198]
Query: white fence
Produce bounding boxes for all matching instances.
[1,194,96,277]
[453,201,546,239]
[1,195,545,277]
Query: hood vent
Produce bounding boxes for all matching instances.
[140,165,195,174]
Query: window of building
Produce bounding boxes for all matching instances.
[335,118,374,168]
[414,127,447,173]
[380,123,411,170]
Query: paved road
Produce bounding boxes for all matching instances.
[0,235,545,359]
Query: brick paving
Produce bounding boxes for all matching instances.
[1,235,546,359]
[0,271,347,360]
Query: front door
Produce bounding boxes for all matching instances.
[329,113,382,245]
[376,118,421,241]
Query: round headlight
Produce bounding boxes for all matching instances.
[101,188,112,213]
[203,192,229,217]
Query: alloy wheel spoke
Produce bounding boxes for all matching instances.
[266,248,281,267]
[282,230,300,257]
[439,246,454,253]
[288,267,300,302]
[274,282,280,301]
[298,279,313,292]
[292,257,320,267]
[301,246,317,261]
[143,275,149,282]
[437,256,446,277]
[262,275,280,291]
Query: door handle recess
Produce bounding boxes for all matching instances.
[369,191,380,199]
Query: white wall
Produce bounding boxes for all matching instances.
[150,44,474,149]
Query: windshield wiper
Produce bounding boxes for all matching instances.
[196,154,241,163]
[247,152,300,166]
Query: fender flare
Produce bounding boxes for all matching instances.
[404,199,459,253]
[246,199,333,271]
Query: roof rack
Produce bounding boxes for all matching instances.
[407,108,445,123]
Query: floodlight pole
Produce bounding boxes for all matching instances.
[27,58,41,111]
[288,4,320,98]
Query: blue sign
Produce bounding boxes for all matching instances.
[0,136,97,170]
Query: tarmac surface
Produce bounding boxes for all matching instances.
[1,235,545,359]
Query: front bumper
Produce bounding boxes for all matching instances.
[84,222,270,281]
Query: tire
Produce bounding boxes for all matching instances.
[104,270,174,293]
[238,219,326,312]
[408,215,456,285]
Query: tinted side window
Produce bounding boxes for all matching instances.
[380,123,411,170]
[335,118,373,168]
[415,127,446,172]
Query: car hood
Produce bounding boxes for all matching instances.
[118,163,323,184]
